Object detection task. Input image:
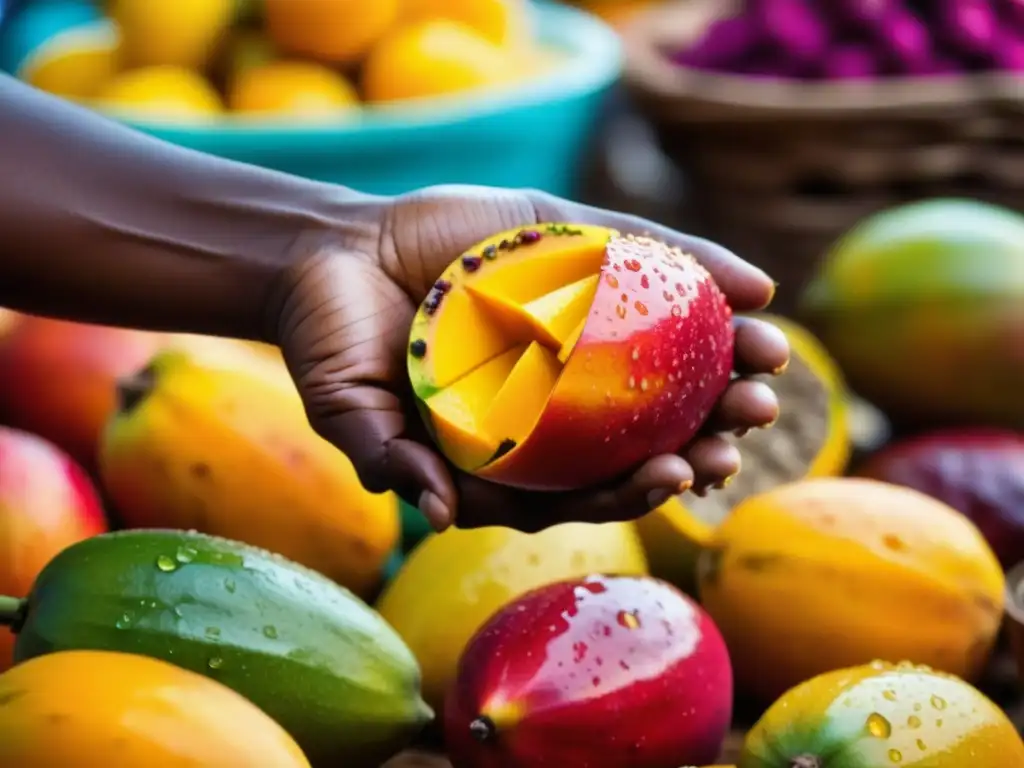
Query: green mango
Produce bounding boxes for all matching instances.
[800,198,1024,428]
[2,529,432,768]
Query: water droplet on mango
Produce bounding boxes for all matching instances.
[155,555,177,572]
[888,748,903,763]
[208,656,224,670]
[175,546,198,564]
[866,712,892,738]
[263,625,279,639]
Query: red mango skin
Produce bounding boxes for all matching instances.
[0,317,163,471]
[0,427,108,670]
[445,574,733,768]
[856,429,1024,569]
[479,237,735,491]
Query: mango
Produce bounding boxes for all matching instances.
[15,17,121,100]
[0,650,311,767]
[110,0,235,69]
[637,314,849,594]
[857,429,1024,570]
[0,428,107,672]
[99,347,399,598]
[376,522,648,711]
[228,60,360,118]
[3,529,431,767]
[0,316,163,471]
[264,0,400,65]
[94,65,224,121]
[800,198,1024,429]
[698,478,1004,702]
[740,662,1024,767]
[407,224,734,491]
[398,0,534,48]
[445,575,732,768]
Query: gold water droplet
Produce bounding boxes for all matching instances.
[604,274,619,289]
[155,555,177,572]
[930,695,947,711]
[207,656,224,670]
[634,300,649,316]
[906,715,922,729]
[866,713,892,738]
[616,610,641,630]
[883,689,898,702]
[888,749,903,763]
[615,305,627,319]
[916,739,927,751]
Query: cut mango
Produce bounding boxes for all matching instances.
[407,224,615,470]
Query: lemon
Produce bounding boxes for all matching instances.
[398,0,534,48]
[361,19,522,104]
[94,66,224,123]
[110,0,235,69]
[228,61,359,119]
[17,19,121,100]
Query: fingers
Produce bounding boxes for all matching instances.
[705,378,779,434]
[680,435,743,496]
[733,316,790,376]
[537,196,776,311]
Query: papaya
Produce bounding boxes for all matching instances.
[698,478,1005,702]
[637,314,850,595]
[0,529,431,767]
[800,198,1024,429]
[0,649,311,767]
[376,522,648,711]
[98,347,400,598]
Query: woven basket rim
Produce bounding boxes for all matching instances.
[620,0,1019,123]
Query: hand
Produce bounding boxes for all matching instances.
[271,185,789,533]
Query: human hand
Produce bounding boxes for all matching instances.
[270,185,789,533]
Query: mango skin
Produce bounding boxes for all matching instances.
[99,348,400,598]
[0,650,311,767]
[14,529,431,768]
[0,428,107,672]
[376,522,648,712]
[800,198,1024,429]
[445,575,732,768]
[741,662,1024,767]
[698,478,1005,702]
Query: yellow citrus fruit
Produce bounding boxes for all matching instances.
[94,66,224,122]
[17,19,121,100]
[110,0,235,70]
[264,0,400,65]
[228,61,359,118]
[398,0,534,48]
[741,662,1024,767]
[362,19,521,104]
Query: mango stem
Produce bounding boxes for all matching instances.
[0,597,26,631]
[790,757,822,768]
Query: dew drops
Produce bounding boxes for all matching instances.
[263,625,279,639]
[617,610,641,630]
[155,555,177,572]
[616,305,627,319]
[224,578,237,593]
[671,304,682,317]
[930,695,947,711]
[175,546,198,564]
[866,712,892,738]
[631,347,640,361]
[634,301,649,316]
[205,626,221,638]
[115,611,135,630]
[640,274,650,289]
[906,715,921,729]
[207,656,224,670]
[604,274,619,289]
[916,739,927,751]
[663,290,674,302]
[624,259,642,272]
[888,748,903,763]
[628,376,636,390]
[883,689,898,702]
[640,378,649,392]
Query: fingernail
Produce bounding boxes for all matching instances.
[714,474,736,490]
[760,417,778,430]
[418,490,451,530]
[733,428,750,438]
[676,479,693,494]
[772,361,789,376]
[646,488,673,510]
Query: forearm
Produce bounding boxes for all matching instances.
[0,75,370,341]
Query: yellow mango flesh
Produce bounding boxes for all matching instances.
[408,225,614,471]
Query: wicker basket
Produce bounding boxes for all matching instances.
[621,0,1024,313]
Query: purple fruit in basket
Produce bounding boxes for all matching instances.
[875,9,935,74]
[856,429,1024,570]
[822,44,881,79]
[753,0,830,66]
[993,30,1024,70]
[836,0,900,28]
[937,0,999,59]
[671,16,758,70]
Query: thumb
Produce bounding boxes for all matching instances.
[306,386,458,530]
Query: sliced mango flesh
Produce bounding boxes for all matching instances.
[407,224,615,470]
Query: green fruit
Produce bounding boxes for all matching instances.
[800,198,1024,428]
[1,529,432,768]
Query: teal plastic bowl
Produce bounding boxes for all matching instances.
[2,1,621,196]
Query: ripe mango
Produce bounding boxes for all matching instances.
[264,0,400,64]
[110,0,235,70]
[98,347,400,598]
[741,662,1024,767]
[376,522,648,711]
[0,650,311,767]
[800,198,1024,429]
[637,314,849,594]
[407,224,734,491]
[699,478,1004,702]
[446,575,733,768]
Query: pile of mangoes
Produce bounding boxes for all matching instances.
[3,206,1024,767]
[13,0,556,122]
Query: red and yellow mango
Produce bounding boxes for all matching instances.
[741,662,1024,767]
[699,478,1005,702]
[407,224,735,491]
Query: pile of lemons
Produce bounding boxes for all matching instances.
[18,0,558,122]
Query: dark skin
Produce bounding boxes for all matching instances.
[0,74,789,533]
